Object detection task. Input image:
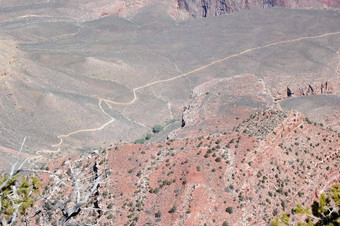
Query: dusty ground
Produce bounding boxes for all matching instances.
[0,4,339,224]
[0,5,339,157]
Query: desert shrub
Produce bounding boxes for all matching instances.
[168,206,177,213]
[226,207,233,214]
[145,133,152,140]
[152,125,163,133]
[134,138,145,144]
[0,174,42,224]
[271,183,340,226]
[155,210,162,218]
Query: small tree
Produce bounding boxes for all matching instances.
[0,137,113,225]
[168,205,176,213]
[222,221,229,226]
[135,138,145,144]
[0,174,42,225]
[152,125,163,133]
[155,210,162,218]
[226,207,233,214]
[37,161,110,225]
[0,137,42,226]
[145,134,152,140]
[271,183,340,225]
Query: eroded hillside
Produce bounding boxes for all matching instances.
[0,3,339,225]
[29,109,339,225]
[0,8,339,157]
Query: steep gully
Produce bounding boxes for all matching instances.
[51,31,340,150]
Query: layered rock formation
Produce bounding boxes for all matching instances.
[283,81,337,99]
[174,0,340,18]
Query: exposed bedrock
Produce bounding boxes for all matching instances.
[283,81,337,100]
[176,0,340,18]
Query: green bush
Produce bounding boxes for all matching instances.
[155,210,162,218]
[134,138,145,144]
[168,205,177,213]
[222,221,229,226]
[0,174,42,224]
[152,125,163,133]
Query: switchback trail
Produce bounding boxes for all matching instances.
[52,30,340,148]
[52,99,115,148]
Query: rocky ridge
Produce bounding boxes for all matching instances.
[173,0,340,18]
[274,80,340,101]
[26,109,340,225]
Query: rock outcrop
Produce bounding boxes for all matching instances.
[175,0,340,18]
[177,74,274,135]
[285,81,336,99]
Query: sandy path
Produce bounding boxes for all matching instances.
[52,31,340,148]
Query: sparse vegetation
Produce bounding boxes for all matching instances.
[271,183,340,225]
[155,210,162,218]
[169,206,177,213]
[152,125,163,133]
[0,174,42,224]
[145,133,152,140]
[226,207,233,214]
[135,138,145,144]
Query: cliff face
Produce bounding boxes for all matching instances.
[175,0,339,18]
[279,81,337,100]
[169,74,275,140]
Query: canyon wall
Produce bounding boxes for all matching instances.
[175,0,340,18]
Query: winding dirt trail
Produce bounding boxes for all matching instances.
[52,99,115,148]
[52,31,340,148]
[102,31,340,105]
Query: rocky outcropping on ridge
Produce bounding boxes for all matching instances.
[175,0,340,18]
